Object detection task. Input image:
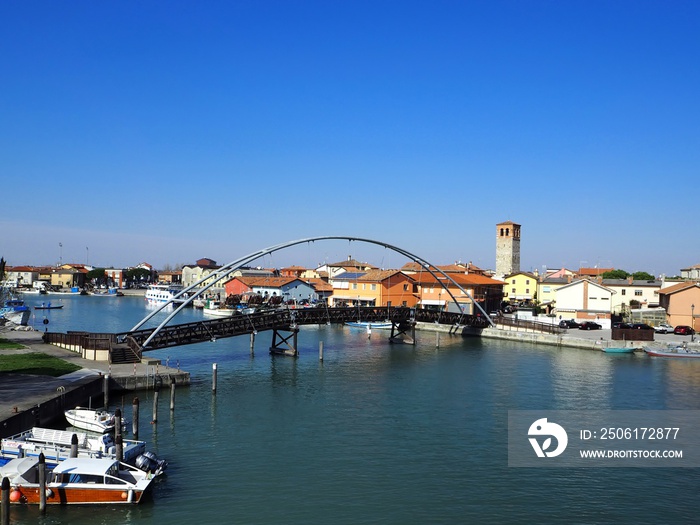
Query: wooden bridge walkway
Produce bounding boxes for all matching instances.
[43,307,491,363]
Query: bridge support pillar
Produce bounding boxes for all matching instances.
[389,321,416,345]
[269,327,299,357]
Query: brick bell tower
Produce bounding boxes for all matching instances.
[495,221,521,279]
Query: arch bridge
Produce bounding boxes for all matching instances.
[44,236,495,360]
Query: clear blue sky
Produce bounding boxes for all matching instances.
[2,1,698,277]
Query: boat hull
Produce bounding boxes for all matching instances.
[603,347,636,354]
[64,408,116,433]
[346,321,393,330]
[11,485,147,505]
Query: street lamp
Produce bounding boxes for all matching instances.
[692,304,695,342]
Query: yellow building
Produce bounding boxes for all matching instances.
[503,272,538,303]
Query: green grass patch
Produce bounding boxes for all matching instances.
[0,352,82,376]
[0,337,25,349]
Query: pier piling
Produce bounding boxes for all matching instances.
[152,390,159,424]
[170,382,176,411]
[212,363,218,395]
[115,435,123,462]
[250,333,255,356]
[103,374,110,407]
[132,397,140,439]
[319,340,324,361]
[70,434,78,458]
[38,453,46,513]
[114,408,122,441]
[1,477,9,525]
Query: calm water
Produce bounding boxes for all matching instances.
[10,294,700,524]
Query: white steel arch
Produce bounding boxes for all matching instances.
[131,236,494,348]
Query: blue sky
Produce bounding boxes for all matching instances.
[1,1,698,277]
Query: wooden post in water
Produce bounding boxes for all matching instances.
[152,389,159,424]
[319,341,324,361]
[114,408,122,441]
[132,397,140,439]
[70,434,78,458]
[115,435,123,462]
[2,476,10,525]
[250,332,255,356]
[436,331,440,348]
[38,453,46,513]
[170,381,176,411]
[103,373,110,407]
[212,363,218,395]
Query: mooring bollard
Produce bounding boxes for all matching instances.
[152,389,159,424]
[70,434,78,458]
[38,453,46,512]
[115,435,123,462]
[132,397,140,439]
[103,373,110,407]
[319,340,324,361]
[2,476,10,525]
[170,381,176,411]
[212,363,218,395]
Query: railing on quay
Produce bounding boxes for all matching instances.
[491,316,565,335]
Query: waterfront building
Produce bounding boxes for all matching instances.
[411,272,503,314]
[224,276,317,304]
[502,271,538,304]
[554,279,614,328]
[658,281,700,330]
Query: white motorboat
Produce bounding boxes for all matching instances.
[64,407,124,433]
[0,456,154,505]
[145,283,186,305]
[0,427,166,475]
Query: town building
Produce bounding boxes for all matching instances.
[495,220,521,280]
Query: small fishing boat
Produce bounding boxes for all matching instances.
[0,427,165,475]
[0,456,154,505]
[33,302,63,310]
[644,344,700,358]
[64,407,124,434]
[345,321,393,330]
[602,347,637,354]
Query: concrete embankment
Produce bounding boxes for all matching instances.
[0,329,189,438]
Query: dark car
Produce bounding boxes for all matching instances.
[631,323,654,330]
[612,322,633,329]
[579,321,602,330]
[674,325,696,336]
[559,319,580,328]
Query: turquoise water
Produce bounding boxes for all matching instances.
[10,294,700,524]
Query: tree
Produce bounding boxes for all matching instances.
[632,271,655,281]
[602,269,629,279]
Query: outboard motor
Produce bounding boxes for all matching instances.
[135,450,168,476]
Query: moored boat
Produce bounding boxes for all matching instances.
[145,283,186,305]
[0,456,154,505]
[0,427,166,475]
[64,407,124,433]
[34,302,63,310]
[644,344,700,358]
[1,298,31,325]
[346,321,393,330]
[603,347,637,354]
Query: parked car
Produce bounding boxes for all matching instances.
[612,322,632,329]
[559,319,580,328]
[653,323,674,334]
[579,321,602,330]
[631,323,654,330]
[674,325,696,336]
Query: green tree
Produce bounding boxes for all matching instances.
[632,271,655,281]
[602,269,629,279]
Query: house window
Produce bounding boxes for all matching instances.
[543,286,551,293]
[526,288,530,294]
[621,290,626,296]
[371,284,376,291]
[403,284,409,291]
[352,283,357,290]
[526,280,530,285]
[512,279,516,285]
[512,288,516,294]
[635,290,643,296]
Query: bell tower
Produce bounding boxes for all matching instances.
[495,221,521,279]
